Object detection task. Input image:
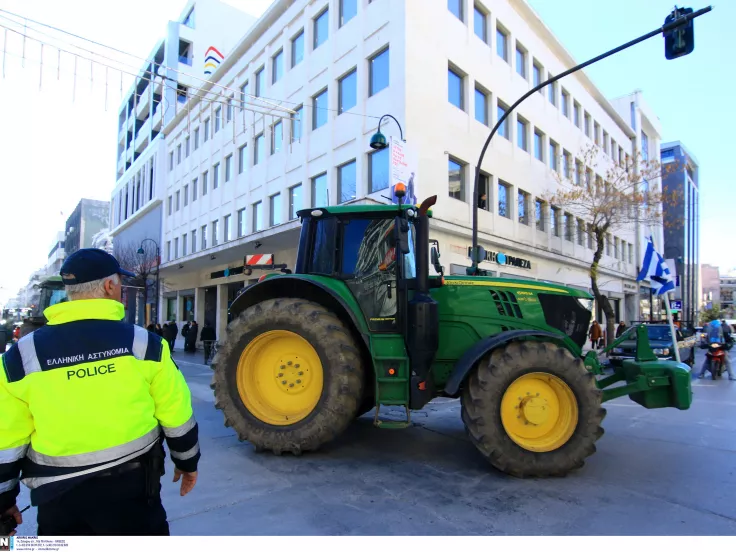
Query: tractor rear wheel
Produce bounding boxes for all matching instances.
[211,298,364,455]
[461,341,605,477]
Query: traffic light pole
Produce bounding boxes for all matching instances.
[469,5,712,274]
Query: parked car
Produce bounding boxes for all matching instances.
[609,324,695,367]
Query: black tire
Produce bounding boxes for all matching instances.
[211,298,365,455]
[461,341,605,477]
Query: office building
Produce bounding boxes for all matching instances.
[65,199,110,256]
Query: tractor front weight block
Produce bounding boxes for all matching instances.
[597,359,692,410]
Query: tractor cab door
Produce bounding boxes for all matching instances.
[339,216,415,333]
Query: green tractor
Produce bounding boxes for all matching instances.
[19,275,67,338]
[211,194,692,477]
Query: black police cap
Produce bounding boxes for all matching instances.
[60,248,135,285]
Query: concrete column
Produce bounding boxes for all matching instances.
[195,287,206,350]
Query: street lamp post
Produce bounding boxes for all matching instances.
[137,238,160,324]
[369,114,404,150]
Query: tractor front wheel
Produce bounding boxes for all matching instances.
[211,298,364,455]
[461,341,605,477]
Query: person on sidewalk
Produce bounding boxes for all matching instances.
[200,321,216,364]
[589,321,602,350]
[0,248,201,536]
[162,322,177,352]
[616,321,627,338]
[185,321,198,353]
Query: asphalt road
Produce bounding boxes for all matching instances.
[11,347,736,536]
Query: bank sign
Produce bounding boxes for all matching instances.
[467,247,532,270]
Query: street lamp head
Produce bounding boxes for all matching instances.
[136,247,145,255]
[369,131,388,150]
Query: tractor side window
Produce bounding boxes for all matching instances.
[341,218,373,275]
[310,218,337,275]
[403,223,417,279]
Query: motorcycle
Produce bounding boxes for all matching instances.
[705,342,727,379]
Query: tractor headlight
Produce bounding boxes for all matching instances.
[653,348,669,355]
[612,348,623,353]
[576,298,593,311]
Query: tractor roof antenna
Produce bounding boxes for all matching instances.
[467,4,712,275]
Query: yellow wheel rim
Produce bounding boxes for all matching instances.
[500,372,578,452]
[236,330,323,426]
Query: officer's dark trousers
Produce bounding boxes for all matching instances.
[36,465,169,536]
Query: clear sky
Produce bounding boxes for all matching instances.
[527,0,731,273]
[0,0,729,304]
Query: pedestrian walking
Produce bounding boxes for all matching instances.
[589,321,602,349]
[616,321,627,338]
[0,248,201,536]
[162,322,177,352]
[200,321,216,364]
[155,323,164,337]
[185,321,198,353]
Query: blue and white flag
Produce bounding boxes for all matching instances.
[636,236,675,295]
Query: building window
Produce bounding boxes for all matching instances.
[547,80,556,106]
[311,173,328,207]
[225,155,232,182]
[449,0,463,21]
[498,181,510,218]
[166,241,171,261]
[575,160,583,186]
[549,140,559,171]
[340,0,357,26]
[314,8,329,49]
[255,66,265,97]
[448,158,465,201]
[175,191,180,211]
[535,199,545,231]
[584,112,591,137]
[191,229,197,253]
[532,60,543,91]
[478,172,490,211]
[603,131,609,154]
[564,213,574,241]
[561,89,570,118]
[338,68,357,114]
[562,150,572,180]
[183,184,189,206]
[194,127,199,149]
[224,214,232,242]
[577,219,585,246]
[237,208,246,237]
[291,30,304,68]
[213,163,220,189]
[573,102,581,128]
[313,88,328,129]
[585,168,594,191]
[272,49,284,84]
[614,237,620,259]
[271,120,283,154]
[497,101,509,139]
[594,122,601,145]
[212,220,219,246]
[606,233,611,256]
[292,106,303,142]
[204,118,210,141]
[252,201,263,232]
[254,133,264,165]
[473,4,486,41]
[612,140,618,162]
[289,184,301,220]
[338,159,357,203]
[270,193,282,226]
[534,128,544,161]
[517,116,528,151]
[496,24,508,62]
[226,98,233,123]
[587,224,594,249]
[448,67,464,110]
[185,136,190,157]
[518,189,529,225]
[629,243,634,263]
[192,177,198,201]
[239,81,249,109]
[515,44,527,78]
[177,145,181,164]
[551,207,560,237]
[474,87,488,125]
[214,107,221,133]
[167,196,172,215]
[239,145,247,173]
[369,148,389,192]
[201,225,207,249]
[202,171,208,195]
[369,47,389,96]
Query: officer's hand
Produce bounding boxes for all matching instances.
[2,504,23,536]
[173,469,197,496]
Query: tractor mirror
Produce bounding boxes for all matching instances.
[395,216,410,255]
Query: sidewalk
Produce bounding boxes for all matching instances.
[172,348,209,367]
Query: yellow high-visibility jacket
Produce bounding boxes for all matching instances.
[0,299,200,509]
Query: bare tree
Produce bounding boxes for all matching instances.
[544,144,680,346]
[116,240,160,324]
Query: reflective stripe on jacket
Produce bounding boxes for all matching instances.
[0,299,200,509]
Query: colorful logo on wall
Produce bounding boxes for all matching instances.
[204,46,224,76]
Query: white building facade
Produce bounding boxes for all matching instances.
[159,0,656,341]
[109,0,256,323]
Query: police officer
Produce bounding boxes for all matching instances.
[0,248,201,535]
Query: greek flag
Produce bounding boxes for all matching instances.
[636,236,675,295]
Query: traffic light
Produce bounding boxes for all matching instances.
[664,6,695,59]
